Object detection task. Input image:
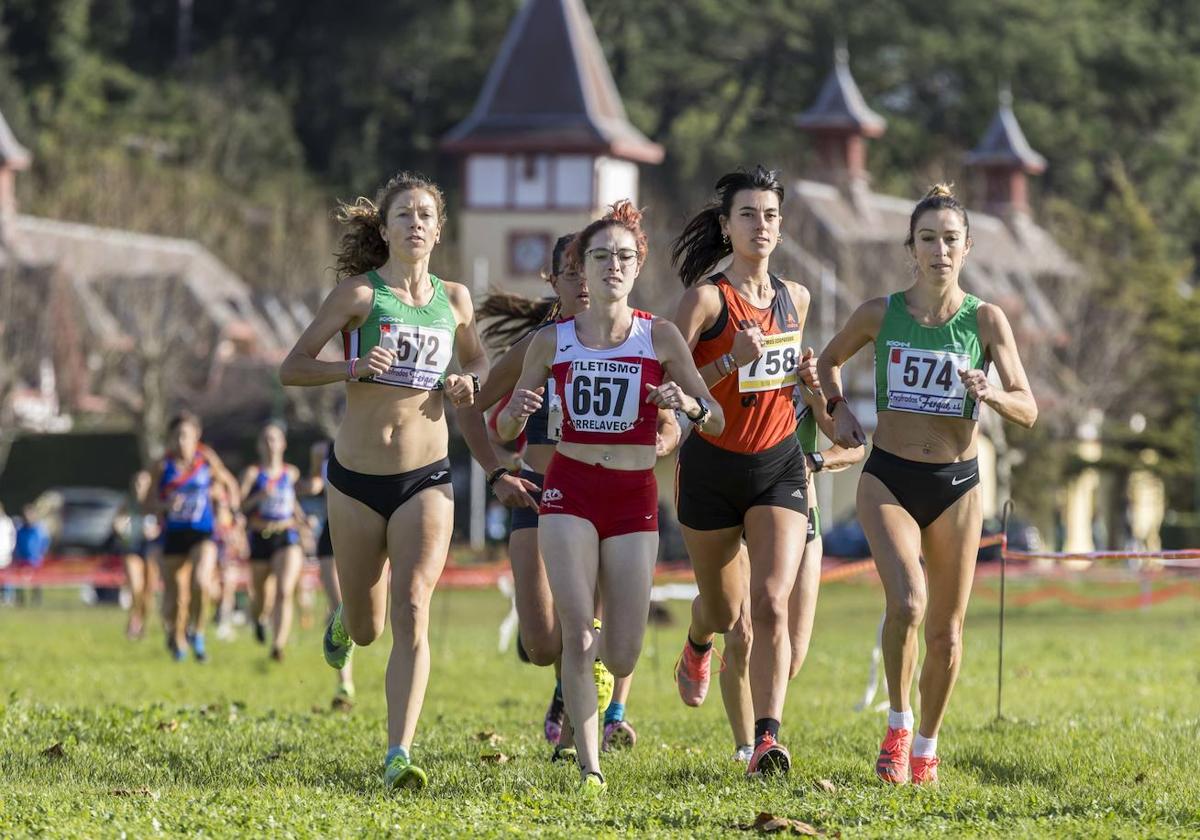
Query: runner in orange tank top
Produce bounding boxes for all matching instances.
[669,166,820,778]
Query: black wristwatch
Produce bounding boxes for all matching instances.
[468,373,481,395]
[807,451,825,473]
[685,397,711,426]
[486,466,509,489]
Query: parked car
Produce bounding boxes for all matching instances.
[35,487,127,555]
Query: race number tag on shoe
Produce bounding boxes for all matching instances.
[374,323,454,390]
[566,359,639,433]
[738,331,801,393]
[885,347,971,416]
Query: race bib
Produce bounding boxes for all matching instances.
[167,489,207,524]
[374,323,454,390]
[566,359,640,433]
[885,347,971,416]
[738,331,802,393]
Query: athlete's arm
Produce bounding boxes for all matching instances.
[238,466,262,515]
[144,460,167,515]
[496,327,554,442]
[202,448,242,510]
[673,283,758,388]
[965,303,1038,428]
[444,282,489,408]
[656,407,681,457]
[300,440,328,496]
[650,318,725,437]
[802,387,865,472]
[817,297,887,448]
[280,276,385,387]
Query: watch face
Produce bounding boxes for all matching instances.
[510,233,551,275]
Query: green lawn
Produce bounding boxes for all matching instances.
[1,580,1197,838]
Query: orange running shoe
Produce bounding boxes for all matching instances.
[875,727,912,784]
[746,733,791,778]
[674,640,719,707]
[910,754,939,785]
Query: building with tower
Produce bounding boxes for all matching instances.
[441,0,663,297]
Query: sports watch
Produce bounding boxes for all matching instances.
[807,451,825,473]
[685,397,712,426]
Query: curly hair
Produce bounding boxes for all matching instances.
[479,234,580,348]
[332,171,447,279]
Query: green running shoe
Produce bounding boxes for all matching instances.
[591,618,614,712]
[384,752,428,792]
[580,771,607,795]
[331,681,356,712]
[323,605,354,670]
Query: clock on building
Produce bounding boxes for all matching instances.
[509,232,552,276]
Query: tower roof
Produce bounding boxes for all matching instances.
[965,87,1046,173]
[441,0,663,164]
[795,47,886,137]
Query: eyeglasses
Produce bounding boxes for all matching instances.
[585,248,639,265]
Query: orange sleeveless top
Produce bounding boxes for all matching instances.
[692,274,802,453]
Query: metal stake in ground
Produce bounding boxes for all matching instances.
[996,499,1014,722]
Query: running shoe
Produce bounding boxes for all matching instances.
[126,615,144,641]
[331,682,356,712]
[580,772,607,795]
[383,752,428,792]
[191,632,207,663]
[594,659,614,714]
[270,646,284,663]
[746,733,791,777]
[543,689,565,745]
[910,754,940,785]
[550,744,578,764]
[732,744,754,763]
[322,604,354,670]
[875,727,912,785]
[254,619,267,645]
[602,719,637,752]
[167,635,186,662]
[674,640,718,707]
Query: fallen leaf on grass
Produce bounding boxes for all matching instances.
[476,730,505,747]
[157,720,179,732]
[310,704,327,715]
[110,787,160,800]
[814,779,837,794]
[1134,773,1146,783]
[738,812,829,836]
[41,742,65,759]
[480,751,510,764]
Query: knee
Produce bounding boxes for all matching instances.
[390,595,431,642]
[925,622,964,663]
[750,590,789,632]
[723,617,752,668]
[885,593,926,629]
[561,623,597,663]
[522,632,561,667]
[346,610,384,646]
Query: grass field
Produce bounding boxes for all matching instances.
[1,580,1198,838]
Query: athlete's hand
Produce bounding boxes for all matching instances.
[730,326,765,366]
[644,381,688,411]
[493,473,541,510]
[798,346,820,390]
[832,402,867,448]
[357,346,396,378]
[958,368,992,404]
[504,386,544,421]
[443,374,476,407]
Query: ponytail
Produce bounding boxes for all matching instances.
[478,292,561,348]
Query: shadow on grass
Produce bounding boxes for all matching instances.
[955,748,1061,786]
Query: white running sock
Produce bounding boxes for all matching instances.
[913,734,937,758]
[888,708,914,731]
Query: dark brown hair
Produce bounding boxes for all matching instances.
[905,182,970,248]
[332,171,447,278]
[167,411,201,435]
[671,165,784,287]
[479,234,578,348]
